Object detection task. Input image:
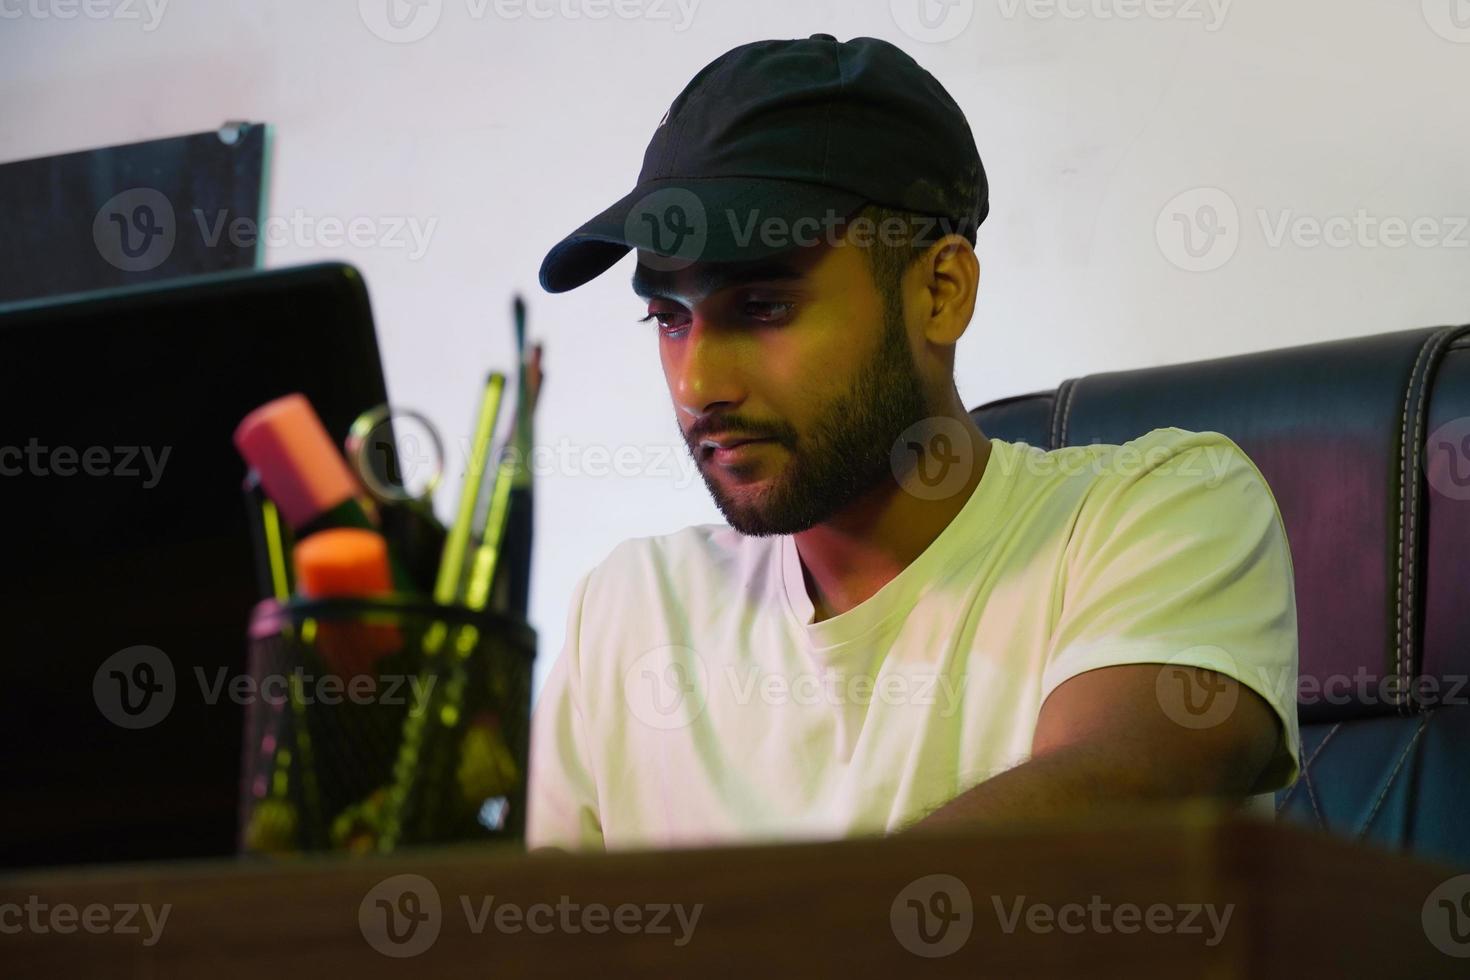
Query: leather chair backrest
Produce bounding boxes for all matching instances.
[969,324,1470,867]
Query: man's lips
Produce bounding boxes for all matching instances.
[700,435,772,451]
[699,436,778,464]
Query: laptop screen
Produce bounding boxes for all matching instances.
[0,262,389,868]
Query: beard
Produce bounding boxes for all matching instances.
[679,304,933,536]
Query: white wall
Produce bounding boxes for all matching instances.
[3,1,1468,702]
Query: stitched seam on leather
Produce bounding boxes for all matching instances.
[1048,381,1070,450]
[1301,766,1325,828]
[1276,767,1305,813]
[1399,326,1470,708]
[1301,721,1341,770]
[1046,385,1056,448]
[1396,333,1438,706]
[1358,715,1429,838]
[1401,327,1464,711]
[1276,722,1340,819]
[1052,381,1067,449]
[1062,376,1081,446]
[1275,758,1307,813]
[1403,333,1437,703]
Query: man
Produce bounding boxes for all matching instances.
[527,34,1299,851]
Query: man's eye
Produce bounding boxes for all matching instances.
[636,311,689,335]
[745,301,794,321]
[635,301,791,334]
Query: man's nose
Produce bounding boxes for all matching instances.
[672,321,749,418]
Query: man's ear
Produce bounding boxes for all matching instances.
[919,235,979,347]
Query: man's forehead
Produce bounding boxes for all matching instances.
[630,253,818,303]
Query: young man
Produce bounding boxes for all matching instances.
[528,34,1299,851]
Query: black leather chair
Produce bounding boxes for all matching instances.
[969,324,1470,868]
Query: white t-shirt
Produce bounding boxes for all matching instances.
[526,426,1302,851]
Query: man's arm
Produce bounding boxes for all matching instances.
[903,662,1281,833]
[902,431,1300,834]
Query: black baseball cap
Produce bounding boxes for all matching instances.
[538,33,988,294]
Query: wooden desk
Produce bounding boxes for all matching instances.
[3,802,1465,977]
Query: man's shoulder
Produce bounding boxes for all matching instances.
[996,427,1280,554]
[1043,426,1287,568]
[1096,427,1264,497]
[1036,425,1244,473]
[994,427,1250,505]
[1008,426,1256,497]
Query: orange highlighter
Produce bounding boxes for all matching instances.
[293,528,402,679]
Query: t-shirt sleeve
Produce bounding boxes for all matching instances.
[525,569,606,851]
[1040,428,1302,793]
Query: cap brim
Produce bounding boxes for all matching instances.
[538,177,868,294]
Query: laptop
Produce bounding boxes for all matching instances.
[0,262,390,868]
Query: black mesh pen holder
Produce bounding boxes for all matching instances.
[239,595,536,856]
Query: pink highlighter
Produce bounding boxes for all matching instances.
[234,393,377,537]
[235,393,414,591]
